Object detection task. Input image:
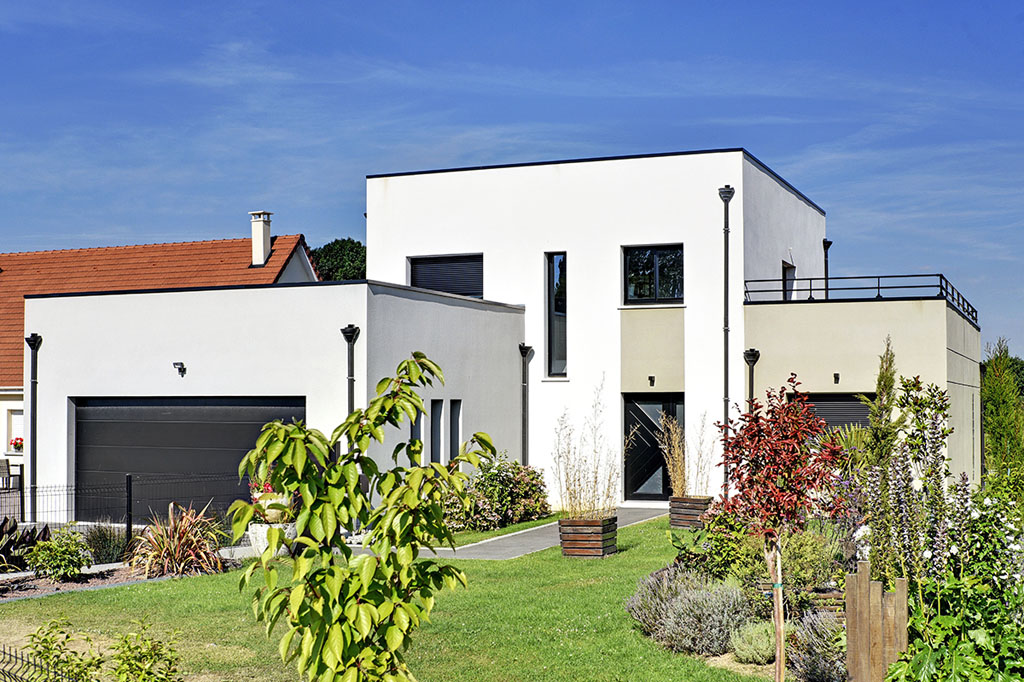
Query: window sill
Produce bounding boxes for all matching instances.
[541,377,570,383]
[618,303,686,310]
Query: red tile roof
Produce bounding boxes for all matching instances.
[0,235,309,387]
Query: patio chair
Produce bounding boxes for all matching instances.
[0,459,10,490]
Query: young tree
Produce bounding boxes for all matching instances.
[719,375,846,682]
[230,353,495,682]
[311,237,367,281]
[857,335,903,470]
[982,337,1024,481]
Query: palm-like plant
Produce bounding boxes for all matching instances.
[129,502,226,578]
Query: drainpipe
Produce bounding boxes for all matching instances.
[719,185,735,497]
[743,348,760,410]
[822,238,833,300]
[518,343,532,466]
[24,333,42,522]
[340,325,360,415]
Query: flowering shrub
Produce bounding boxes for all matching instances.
[443,455,550,532]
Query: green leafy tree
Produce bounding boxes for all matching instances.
[229,353,495,682]
[981,337,1024,481]
[311,238,366,281]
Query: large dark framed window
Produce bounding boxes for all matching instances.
[546,252,567,376]
[624,244,684,304]
[409,254,483,298]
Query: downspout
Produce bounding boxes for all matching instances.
[25,333,42,522]
[340,325,360,415]
[822,238,833,300]
[518,343,532,466]
[719,185,735,497]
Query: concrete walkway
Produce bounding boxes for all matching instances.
[423,507,667,560]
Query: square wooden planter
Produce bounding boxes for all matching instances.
[669,496,713,529]
[558,516,617,558]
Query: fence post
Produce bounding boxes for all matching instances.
[18,471,25,521]
[845,561,909,681]
[125,474,133,554]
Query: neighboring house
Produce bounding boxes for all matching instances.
[365,148,982,501]
[1,212,317,486]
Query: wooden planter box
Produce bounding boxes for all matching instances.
[669,496,713,529]
[559,516,617,558]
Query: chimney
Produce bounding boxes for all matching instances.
[249,211,273,266]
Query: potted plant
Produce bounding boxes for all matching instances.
[660,411,713,528]
[9,437,23,453]
[246,467,296,556]
[552,384,620,558]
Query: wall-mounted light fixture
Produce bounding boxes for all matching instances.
[648,375,656,387]
[172,362,186,377]
[743,348,760,407]
[833,372,840,385]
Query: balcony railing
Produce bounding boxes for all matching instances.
[744,273,978,326]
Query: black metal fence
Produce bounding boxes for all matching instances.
[743,273,978,326]
[0,643,76,682]
[3,472,248,550]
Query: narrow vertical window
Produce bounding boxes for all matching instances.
[547,252,567,376]
[430,399,444,464]
[449,399,462,463]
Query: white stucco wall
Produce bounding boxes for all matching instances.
[742,157,827,289]
[23,282,523,493]
[276,246,318,284]
[366,150,825,501]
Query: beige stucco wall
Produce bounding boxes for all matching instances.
[620,307,685,393]
[744,299,981,481]
[945,306,982,481]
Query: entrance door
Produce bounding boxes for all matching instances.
[623,393,683,501]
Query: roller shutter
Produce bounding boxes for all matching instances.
[410,254,483,298]
[805,393,872,429]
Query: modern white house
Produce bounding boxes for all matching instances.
[365,148,982,501]
[11,148,982,520]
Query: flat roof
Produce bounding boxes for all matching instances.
[366,147,825,216]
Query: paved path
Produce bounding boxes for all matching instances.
[221,508,667,561]
[424,507,667,560]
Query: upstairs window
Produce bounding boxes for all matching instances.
[624,245,684,304]
[410,254,484,298]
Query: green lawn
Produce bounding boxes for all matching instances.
[0,519,759,682]
[451,513,562,546]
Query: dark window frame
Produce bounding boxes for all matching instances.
[623,244,685,305]
[546,252,567,377]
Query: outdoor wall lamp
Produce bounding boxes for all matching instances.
[648,375,656,387]
[834,372,840,384]
[743,348,760,408]
[172,362,186,377]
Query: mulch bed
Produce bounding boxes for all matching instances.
[0,566,148,601]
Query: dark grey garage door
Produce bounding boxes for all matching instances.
[74,397,305,521]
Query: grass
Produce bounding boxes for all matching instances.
[451,513,562,546]
[0,518,759,682]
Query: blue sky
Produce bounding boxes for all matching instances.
[2,2,1022,349]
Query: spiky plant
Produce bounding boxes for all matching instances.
[129,502,226,578]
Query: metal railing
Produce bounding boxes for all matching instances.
[744,273,978,325]
[0,643,76,681]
